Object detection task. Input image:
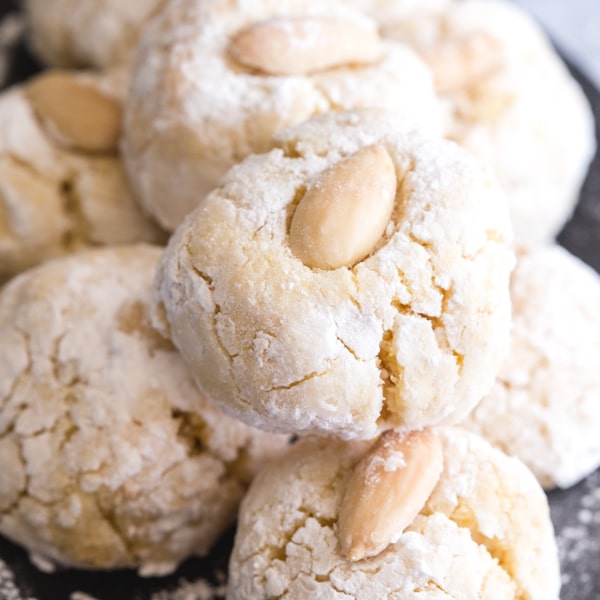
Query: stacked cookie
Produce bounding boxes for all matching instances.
[0,68,165,283]
[0,0,598,597]
[0,245,290,575]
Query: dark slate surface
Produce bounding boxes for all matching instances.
[1,1,600,599]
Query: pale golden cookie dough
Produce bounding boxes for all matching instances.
[462,245,600,490]
[381,0,595,242]
[0,69,164,283]
[227,428,560,599]
[24,0,167,69]
[0,245,289,576]
[122,0,442,231]
[153,110,514,440]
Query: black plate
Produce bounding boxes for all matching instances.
[1,2,600,599]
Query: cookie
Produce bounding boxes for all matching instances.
[228,428,560,599]
[0,245,289,575]
[349,0,449,22]
[122,0,442,231]
[380,0,595,242]
[153,109,514,440]
[462,245,600,489]
[0,69,164,283]
[24,0,167,69]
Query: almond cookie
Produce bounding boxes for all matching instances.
[122,0,442,231]
[349,0,449,22]
[380,0,595,242]
[153,109,514,440]
[0,69,165,284]
[462,245,600,490]
[0,245,289,576]
[24,0,167,69]
[227,428,560,599]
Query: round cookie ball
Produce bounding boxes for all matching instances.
[24,0,167,69]
[227,428,560,599]
[348,0,450,22]
[122,0,442,231]
[153,109,514,440]
[0,69,165,284]
[0,245,289,576]
[380,0,595,243]
[462,245,600,490]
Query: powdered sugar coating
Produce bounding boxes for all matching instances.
[23,0,167,69]
[122,0,442,231]
[0,71,165,283]
[348,0,449,22]
[0,245,289,576]
[153,110,514,439]
[382,0,595,243]
[462,245,600,490]
[227,428,560,599]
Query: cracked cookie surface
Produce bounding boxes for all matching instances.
[0,245,289,576]
[153,109,514,440]
[122,0,442,231]
[24,0,167,69]
[0,70,165,284]
[227,428,560,599]
[380,0,595,243]
[462,245,600,490]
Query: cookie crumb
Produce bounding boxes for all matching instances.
[149,578,226,600]
[29,554,55,574]
[70,593,100,600]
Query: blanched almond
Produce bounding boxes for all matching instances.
[228,17,382,76]
[25,71,122,154]
[338,429,443,562]
[289,144,396,270]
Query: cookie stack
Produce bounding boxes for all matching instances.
[0,0,597,597]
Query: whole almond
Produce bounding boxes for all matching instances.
[338,429,443,562]
[228,17,382,76]
[289,144,397,270]
[422,33,501,93]
[25,71,122,154]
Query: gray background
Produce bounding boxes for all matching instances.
[514,0,600,86]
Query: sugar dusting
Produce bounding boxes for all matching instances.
[0,558,36,600]
[551,468,600,597]
[148,574,226,600]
